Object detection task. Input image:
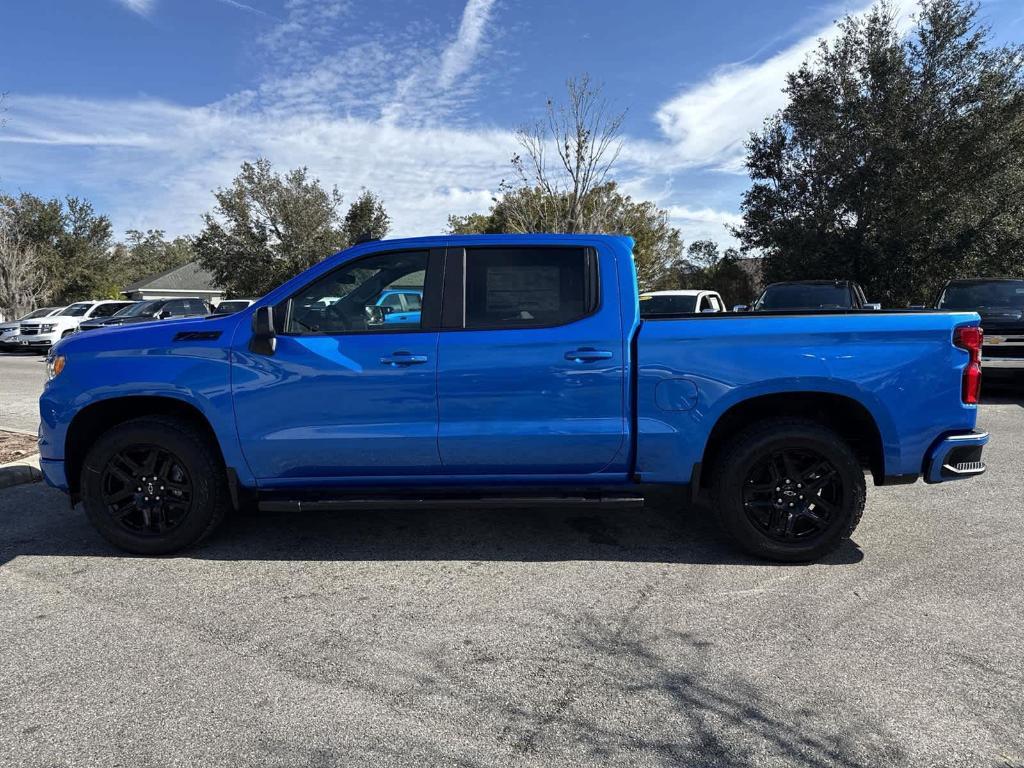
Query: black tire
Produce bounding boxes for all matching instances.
[81,416,228,555]
[711,418,866,562]
[61,329,74,338]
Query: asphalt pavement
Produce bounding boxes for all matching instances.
[0,354,1022,766]
[0,352,47,433]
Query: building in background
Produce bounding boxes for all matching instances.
[122,262,223,305]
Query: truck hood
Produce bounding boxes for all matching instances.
[54,314,238,356]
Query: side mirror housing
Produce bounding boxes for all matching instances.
[732,305,750,313]
[250,305,277,355]
[364,305,388,325]
[158,310,172,319]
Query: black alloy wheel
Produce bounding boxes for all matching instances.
[741,448,843,543]
[99,445,193,536]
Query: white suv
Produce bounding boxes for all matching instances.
[0,306,65,351]
[17,300,135,352]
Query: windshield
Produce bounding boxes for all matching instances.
[20,307,55,320]
[60,302,93,317]
[114,300,162,318]
[756,284,853,310]
[214,301,248,314]
[938,281,1024,310]
[639,294,698,314]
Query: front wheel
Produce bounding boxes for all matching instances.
[712,419,866,562]
[81,416,228,555]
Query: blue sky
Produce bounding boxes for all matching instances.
[1,0,1021,245]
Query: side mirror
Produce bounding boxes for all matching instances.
[250,305,277,355]
[158,310,172,319]
[732,305,750,313]
[864,303,882,310]
[364,305,387,325]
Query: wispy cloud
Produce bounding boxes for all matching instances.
[214,0,275,19]
[654,3,915,172]
[438,0,497,89]
[114,0,155,17]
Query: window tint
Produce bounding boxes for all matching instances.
[92,303,126,318]
[404,292,422,310]
[938,281,1024,309]
[163,300,188,316]
[60,303,92,317]
[755,284,853,310]
[284,250,429,334]
[464,247,590,329]
[639,294,697,315]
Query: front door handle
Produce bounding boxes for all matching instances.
[564,348,613,363]
[380,351,429,367]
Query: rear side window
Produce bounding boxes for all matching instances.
[464,247,592,329]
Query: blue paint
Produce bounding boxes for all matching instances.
[38,234,985,498]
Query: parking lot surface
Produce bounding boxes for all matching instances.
[0,352,1022,766]
[0,352,46,433]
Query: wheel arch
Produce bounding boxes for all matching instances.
[64,395,225,498]
[699,391,887,488]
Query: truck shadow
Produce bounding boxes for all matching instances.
[0,484,864,566]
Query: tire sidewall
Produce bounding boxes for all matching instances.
[81,420,220,555]
[716,425,865,562]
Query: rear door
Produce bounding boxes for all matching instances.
[435,244,626,475]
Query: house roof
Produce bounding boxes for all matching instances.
[124,261,218,293]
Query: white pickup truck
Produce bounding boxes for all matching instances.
[17,300,134,351]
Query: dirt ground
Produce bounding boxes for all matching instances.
[0,430,38,464]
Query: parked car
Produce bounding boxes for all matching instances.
[736,280,880,312]
[375,288,422,325]
[936,278,1024,371]
[639,290,725,316]
[40,235,987,562]
[212,299,256,315]
[77,298,211,332]
[17,300,135,351]
[0,306,64,351]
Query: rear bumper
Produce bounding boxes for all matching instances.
[924,431,989,484]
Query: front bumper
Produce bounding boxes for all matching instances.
[39,458,69,491]
[924,431,989,484]
[15,332,60,348]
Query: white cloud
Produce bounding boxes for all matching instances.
[653,2,915,172]
[214,0,275,18]
[115,0,155,16]
[666,205,743,247]
[438,0,497,89]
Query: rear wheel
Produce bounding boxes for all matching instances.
[81,416,227,555]
[711,419,865,562]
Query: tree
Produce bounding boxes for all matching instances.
[342,190,391,244]
[0,192,117,304]
[110,229,195,288]
[449,77,686,289]
[676,240,757,308]
[0,210,43,319]
[193,158,348,297]
[502,74,626,234]
[737,0,1024,306]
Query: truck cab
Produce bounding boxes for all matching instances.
[38,235,988,562]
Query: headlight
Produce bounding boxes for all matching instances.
[46,354,66,381]
[40,323,57,333]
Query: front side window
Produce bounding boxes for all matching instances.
[283,250,429,334]
[91,303,128,318]
[464,247,590,329]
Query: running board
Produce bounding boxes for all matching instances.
[258,494,645,513]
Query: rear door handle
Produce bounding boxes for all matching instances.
[564,348,613,363]
[380,351,429,367]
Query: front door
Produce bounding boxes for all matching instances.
[436,244,627,475]
[232,249,442,482]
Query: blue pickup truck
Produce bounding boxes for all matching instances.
[38,235,989,561]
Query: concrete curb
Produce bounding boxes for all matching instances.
[0,453,42,489]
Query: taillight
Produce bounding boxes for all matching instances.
[954,325,983,404]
